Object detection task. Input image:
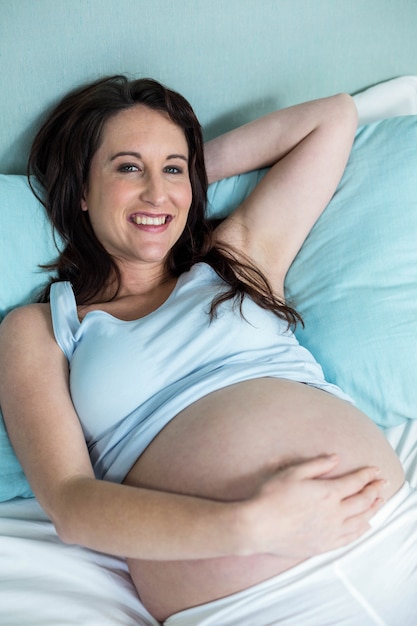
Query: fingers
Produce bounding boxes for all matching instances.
[279,456,385,510]
[333,479,386,549]
[256,457,387,558]
[282,456,383,498]
[336,496,385,546]
[289,459,386,549]
[306,487,385,553]
[335,466,383,500]
[341,478,386,522]
[291,454,340,479]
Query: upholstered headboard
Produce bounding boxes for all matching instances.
[2,0,417,174]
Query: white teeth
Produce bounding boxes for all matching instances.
[133,215,167,226]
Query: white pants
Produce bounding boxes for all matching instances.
[164,481,417,626]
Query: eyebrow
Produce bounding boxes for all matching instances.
[110,151,188,162]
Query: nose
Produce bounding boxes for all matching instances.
[140,171,166,207]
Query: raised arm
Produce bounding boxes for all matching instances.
[0,304,383,561]
[205,94,358,293]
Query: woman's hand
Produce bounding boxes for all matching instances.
[241,454,385,559]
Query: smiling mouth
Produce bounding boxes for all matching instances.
[131,215,170,226]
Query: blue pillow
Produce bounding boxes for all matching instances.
[208,115,417,429]
[0,175,59,320]
[0,175,57,500]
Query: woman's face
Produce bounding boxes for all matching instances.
[81,105,192,274]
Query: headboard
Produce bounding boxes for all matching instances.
[2,0,417,174]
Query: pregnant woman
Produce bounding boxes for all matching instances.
[0,76,412,625]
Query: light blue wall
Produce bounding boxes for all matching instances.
[1,0,417,174]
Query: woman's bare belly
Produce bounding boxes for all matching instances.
[123,378,404,621]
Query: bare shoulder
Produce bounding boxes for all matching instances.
[1,302,52,338]
[0,303,59,365]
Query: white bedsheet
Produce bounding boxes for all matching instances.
[2,419,417,626]
[0,497,159,625]
[1,75,417,626]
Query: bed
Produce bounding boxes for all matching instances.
[0,73,417,625]
[2,1,417,621]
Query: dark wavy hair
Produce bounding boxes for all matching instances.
[28,74,301,327]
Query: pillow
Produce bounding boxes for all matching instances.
[208,115,417,429]
[0,174,58,500]
[0,175,60,320]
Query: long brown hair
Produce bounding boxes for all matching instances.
[28,75,301,327]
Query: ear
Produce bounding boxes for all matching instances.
[81,189,88,212]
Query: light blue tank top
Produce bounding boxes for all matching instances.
[50,263,351,482]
